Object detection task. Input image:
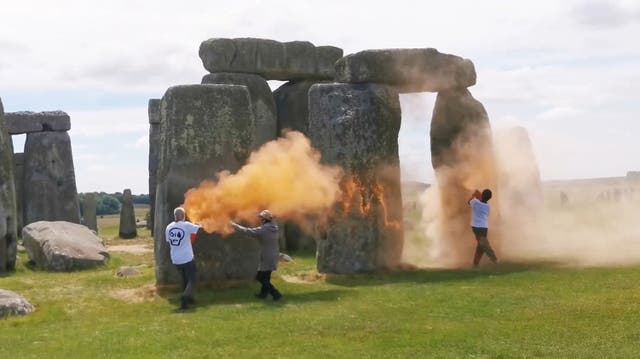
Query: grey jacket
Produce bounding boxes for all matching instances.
[232,221,279,271]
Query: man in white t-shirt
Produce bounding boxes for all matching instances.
[469,189,498,267]
[165,207,200,310]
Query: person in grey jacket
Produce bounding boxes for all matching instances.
[230,209,282,301]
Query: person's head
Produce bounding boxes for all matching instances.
[481,189,492,202]
[258,209,273,223]
[174,207,186,221]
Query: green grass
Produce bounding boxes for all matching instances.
[2,206,640,358]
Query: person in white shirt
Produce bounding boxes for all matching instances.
[165,207,201,310]
[468,189,498,267]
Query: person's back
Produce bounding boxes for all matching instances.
[165,220,199,265]
[469,198,490,229]
[468,189,498,267]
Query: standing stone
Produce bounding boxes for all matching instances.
[273,80,327,135]
[0,97,18,272]
[199,38,343,80]
[148,99,161,235]
[273,80,326,251]
[309,83,404,273]
[430,88,498,267]
[119,189,137,239]
[23,131,80,225]
[13,153,24,236]
[494,127,543,259]
[83,193,98,232]
[335,48,476,93]
[202,73,277,148]
[154,84,259,285]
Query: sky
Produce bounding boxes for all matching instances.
[1,0,639,193]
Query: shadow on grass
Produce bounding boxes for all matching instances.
[158,283,349,310]
[325,261,559,287]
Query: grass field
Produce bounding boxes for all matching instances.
[2,204,640,358]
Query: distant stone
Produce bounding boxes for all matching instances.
[273,80,327,135]
[279,253,294,262]
[4,111,71,134]
[23,131,81,225]
[13,153,24,235]
[22,221,109,271]
[334,48,476,93]
[148,99,161,235]
[82,193,98,232]
[0,97,18,272]
[0,289,35,318]
[116,265,145,277]
[119,189,137,239]
[309,83,404,273]
[199,38,343,80]
[202,72,277,148]
[155,84,259,285]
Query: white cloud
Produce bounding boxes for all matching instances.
[68,107,148,137]
[133,134,149,150]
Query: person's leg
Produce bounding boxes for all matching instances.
[473,242,483,267]
[182,260,196,302]
[265,271,281,300]
[255,271,268,298]
[478,230,498,264]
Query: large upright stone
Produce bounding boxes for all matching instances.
[4,111,71,134]
[148,98,161,235]
[199,38,343,80]
[202,73,277,147]
[273,80,327,135]
[335,49,476,93]
[0,97,18,272]
[309,83,404,273]
[154,84,259,285]
[430,88,498,267]
[494,127,542,259]
[83,193,98,232]
[23,131,80,225]
[119,189,137,239]
[13,153,24,236]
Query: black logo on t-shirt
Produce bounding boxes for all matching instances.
[168,228,185,246]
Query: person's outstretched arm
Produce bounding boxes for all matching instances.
[230,221,263,238]
[469,189,481,204]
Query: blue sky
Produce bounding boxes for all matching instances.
[1,0,639,193]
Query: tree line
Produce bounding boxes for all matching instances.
[78,192,150,215]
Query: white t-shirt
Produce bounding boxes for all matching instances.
[165,221,200,265]
[470,198,490,228]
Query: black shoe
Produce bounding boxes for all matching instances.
[255,293,268,299]
[272,292,282,301]
[186,297,195,305]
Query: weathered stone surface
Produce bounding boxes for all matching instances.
[284,223,316,252]
[199,38,343,80]
[119,189,137,239]
[309,83,404,273]
[22,221,109,271]
[148,99,161,234]
[335,48,476,93]
[0,289,35,318]
[0,97,18,272]
[82,193,98,232]
[155,84,259,285]
[148,98,161,124]
[430,88,498,267]
[4,111,71,134]
[202,72,277,148]
[23,131,80,226]
[13,153,24,236]
[273,80,327,135]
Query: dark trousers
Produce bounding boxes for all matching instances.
[175,260,196,300]
[472,227,498,266]
[255,270,281,298]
